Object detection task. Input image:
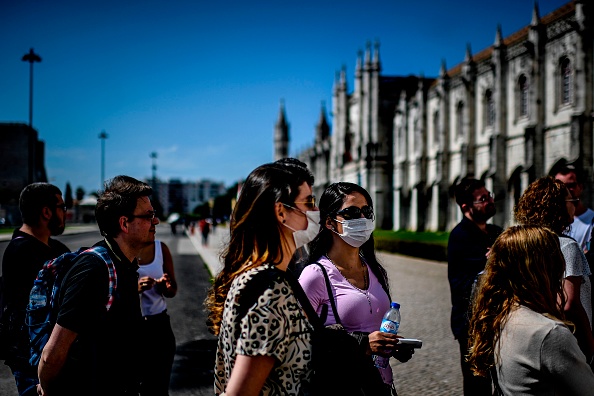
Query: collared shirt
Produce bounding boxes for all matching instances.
[447,217,502,338]
[53,238,142,396]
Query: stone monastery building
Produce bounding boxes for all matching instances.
[274,0,594,231]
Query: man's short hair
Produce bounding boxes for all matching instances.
[552,163,585,184]
[454,178,485,208]
[95,175,152,238]
[19,183,62,226]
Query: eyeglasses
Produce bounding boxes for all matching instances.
[55,204,67,211]
[128,210,157,221]
[293,196,316,210]
[473,192,494,205]
[336,205,374,220]
[566,198,580,203]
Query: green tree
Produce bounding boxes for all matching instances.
[64,182,74,209]
[75,187,85,201]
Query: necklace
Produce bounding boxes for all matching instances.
[325,254,372,314]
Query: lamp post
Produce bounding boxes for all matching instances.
[22,48,42,127]
[99,130,108,188]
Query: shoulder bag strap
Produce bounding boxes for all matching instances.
[285,270,325,330]
[313,262,342,326]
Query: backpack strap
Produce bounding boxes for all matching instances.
[313,262,343,326]
[234,267,284,339]
[81,246,117,310]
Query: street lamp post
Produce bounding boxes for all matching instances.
[22,48,42,127]
[99,130,108,188]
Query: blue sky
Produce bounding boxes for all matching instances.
[1,0,570,196]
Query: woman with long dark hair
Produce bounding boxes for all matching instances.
[205,159,319,396]
[468,225,594,394]
[298,182,413,395]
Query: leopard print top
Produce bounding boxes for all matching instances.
[214,264,313,395]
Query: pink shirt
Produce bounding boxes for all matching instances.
[299,256,393,383]
[299,257,390,331]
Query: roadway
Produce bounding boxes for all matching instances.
[0,224,463,395]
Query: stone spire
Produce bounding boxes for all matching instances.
[274,99,289,161]
[531,1,540,26]
[494,24,503,47]
[440,59,448,78]
[316,101,330,143]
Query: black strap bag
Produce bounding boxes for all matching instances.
[289,264,392,396]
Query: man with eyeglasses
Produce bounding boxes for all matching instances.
[554,164,594,253]
[38,175,157,396]
[447,178,502,396]
[1,183,70,396]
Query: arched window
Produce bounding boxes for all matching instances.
[518,75,528,117]
[561,57,572,105]
[456,101,464,138]
[485,89,495,127]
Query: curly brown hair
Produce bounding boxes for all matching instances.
[513,177,572,234]
[467,225,568,376]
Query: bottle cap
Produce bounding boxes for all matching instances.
[391,302,400,309]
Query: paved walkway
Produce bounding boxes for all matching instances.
[185,224,464,395]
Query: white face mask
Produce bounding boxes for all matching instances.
[332,217,374,248]
[284,208,320,249]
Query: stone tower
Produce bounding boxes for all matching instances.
[274,100,289,161]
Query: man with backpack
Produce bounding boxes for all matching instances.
[37,175,158,396]
[1,183,70,396]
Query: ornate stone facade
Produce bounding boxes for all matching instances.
[280,1,594,231]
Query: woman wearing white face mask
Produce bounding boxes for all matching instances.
[206,158,319,396]
[298,182,414,396]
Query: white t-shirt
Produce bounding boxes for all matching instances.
[567,208,594,252]
[559,236,593,328]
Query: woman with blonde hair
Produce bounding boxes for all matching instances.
[205,159,319,396]
[468,225,594,394]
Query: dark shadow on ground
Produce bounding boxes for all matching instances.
[170,338,218,391]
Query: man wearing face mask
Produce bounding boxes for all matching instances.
[298,182,414,396]
[448,178,502,396]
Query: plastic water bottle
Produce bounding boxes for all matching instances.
[374,302,401,369]
[29,280,47,308]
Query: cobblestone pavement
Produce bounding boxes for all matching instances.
[190,225,464,396]
[380,252,462,395]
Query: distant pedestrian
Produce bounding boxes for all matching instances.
[206,159,316,395]
[448,178,501,396]
[138,240,178,396]
[1,183,70,396]
[468,225,594,394]
[199,218,210,246]
[37,175,157,396]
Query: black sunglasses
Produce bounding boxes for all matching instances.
[336,205,374,220]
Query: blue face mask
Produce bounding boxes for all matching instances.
[332,217,375,247]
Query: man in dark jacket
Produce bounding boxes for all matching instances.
[2,183,69,396]
[38,175,158,396]
[448,178,502,396]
